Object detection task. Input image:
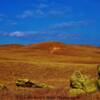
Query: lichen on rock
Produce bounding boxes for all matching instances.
[16,79,53,89]
[69,71,97,96]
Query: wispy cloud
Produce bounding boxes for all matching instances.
[17,2,72,19]
[0,30,89,44]
[2,31,26,37]
[51,21,89,30]
[6,20,17,26]
[9,31,26,37]
[0,31,45,38]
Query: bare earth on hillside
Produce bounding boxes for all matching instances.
[0,42,100,100]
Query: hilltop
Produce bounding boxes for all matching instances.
[0,41,100,57]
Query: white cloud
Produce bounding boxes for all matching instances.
[0,31,42,38]
[7,31,25,37]
[17,2,72,19]
[0,31,26,37]
[51,21,89,29]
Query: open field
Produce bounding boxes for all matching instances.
[0,42,100,99]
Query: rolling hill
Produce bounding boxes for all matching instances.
[0,41,100,99]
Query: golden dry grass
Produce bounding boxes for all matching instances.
[0,42,100,99]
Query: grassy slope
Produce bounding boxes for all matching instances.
[0,42,100,99]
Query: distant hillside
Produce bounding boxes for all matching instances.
[0,41,100,57]
[25,41,100,57]
[27,41,66,49]
[0,44,24,49]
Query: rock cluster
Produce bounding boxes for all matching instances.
[69,71,97,96]
[16,79,53,89]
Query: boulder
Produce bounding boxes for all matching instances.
[69,71,97,96]
[69,88,85,96]
[16,79,53,89]
[16,79,37,88]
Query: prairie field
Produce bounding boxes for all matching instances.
[0,42,100,100]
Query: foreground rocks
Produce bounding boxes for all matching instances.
[16,79,54,89]
[69,71,97,96]
[1,64,100,97]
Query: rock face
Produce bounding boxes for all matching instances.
[69,71,97,96]
[16,79,53,89]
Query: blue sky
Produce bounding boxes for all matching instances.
[0,0,100,46]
